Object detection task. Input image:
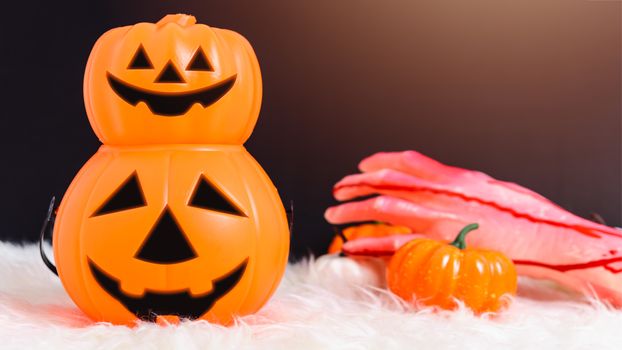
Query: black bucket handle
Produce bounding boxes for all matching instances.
[39,196,58,276]
[286,200,294,235]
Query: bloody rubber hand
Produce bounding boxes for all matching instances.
[325,151,622,305]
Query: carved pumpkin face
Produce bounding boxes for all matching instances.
[53,146,289,325]
[84,14,262,145]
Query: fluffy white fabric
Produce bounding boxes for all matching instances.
[1,241,622,350]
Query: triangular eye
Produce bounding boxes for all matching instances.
[186,47,213,71]
[92,172,147,217]
[127,45,153,69]
[155,61,186,83]
[188,176,246,217]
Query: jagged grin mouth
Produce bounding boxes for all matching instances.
[88,258,248,321]
[106,72,237,116]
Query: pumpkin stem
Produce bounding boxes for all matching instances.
[449,223,479,249]
[157,14,197,28]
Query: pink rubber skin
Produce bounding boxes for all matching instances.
[325,151,622,305]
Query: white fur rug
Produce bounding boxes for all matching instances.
[2,241,622,350]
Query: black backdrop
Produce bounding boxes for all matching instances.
[0,0,620,259]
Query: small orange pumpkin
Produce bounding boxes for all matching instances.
[387,223,517,313]
[328,223,411,254]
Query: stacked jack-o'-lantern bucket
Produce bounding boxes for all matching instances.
[52,14,289,325]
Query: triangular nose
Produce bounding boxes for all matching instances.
[154,60,185,83]
[135,206,197,264]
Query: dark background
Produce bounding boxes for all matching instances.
[0,0,620,259]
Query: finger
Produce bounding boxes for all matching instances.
[359,151,466,181]
[333,168,453,202]
[341,233,425,257]
[324,195,459,232]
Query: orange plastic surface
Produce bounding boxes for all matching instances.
[387,237,517,313]
[84,14,262,145]
[53,14,289,326]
